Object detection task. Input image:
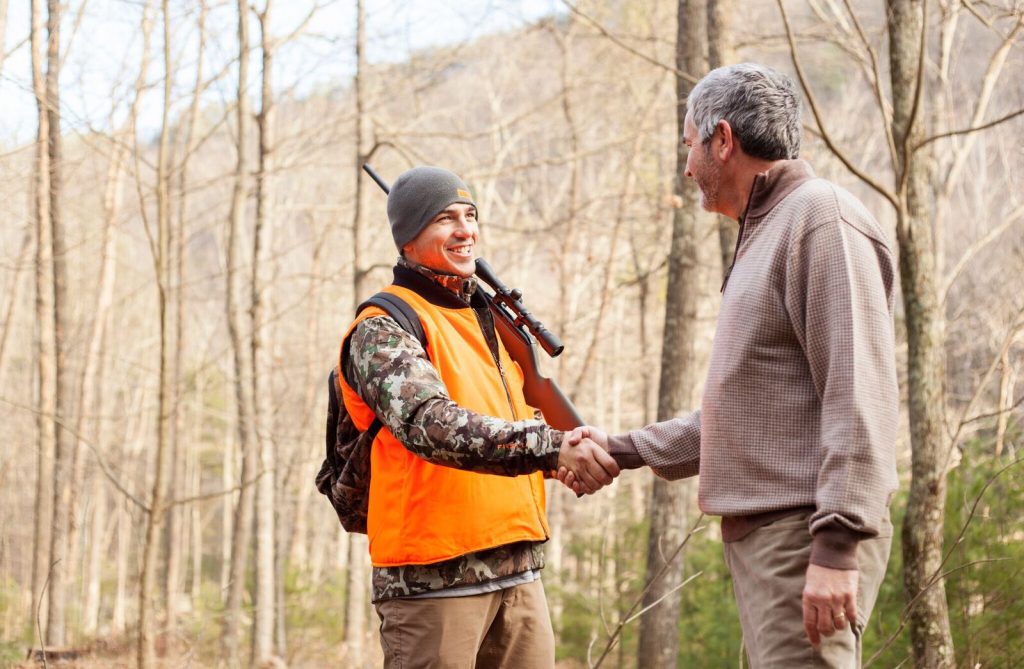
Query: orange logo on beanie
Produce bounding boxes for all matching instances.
[457,189,471,198]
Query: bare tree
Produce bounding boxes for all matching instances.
[224,0,258,662]
[638,1,714,666]
[344,1,371,660]
[138,0,176,665]
[886,2,955,665]
[165,0,207,638]
[29,0,55,638]
[45,0,72,645]
[252,0,279,662]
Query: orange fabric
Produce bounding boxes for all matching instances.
[340,285,550,567]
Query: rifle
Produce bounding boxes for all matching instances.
[362,163,584,431]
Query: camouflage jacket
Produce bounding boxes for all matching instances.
[344,259,563,601]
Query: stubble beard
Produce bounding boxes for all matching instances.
[696,148,721,213]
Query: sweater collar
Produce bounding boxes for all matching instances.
[741,159,816,223]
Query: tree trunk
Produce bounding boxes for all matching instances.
[706,0,738,282]
[343,3,371,659]
[224,1,258,663]
[138,1,175,665]
[68,19,146,619]
[165,0,204,636]
[351,0,372,304]
[637,2,712,667]
[888,1,956,667]
[45,0,72,645]
[81,474,106,635]
[252,2,279,662]
[29,0,55,635]
[345,535,368,662]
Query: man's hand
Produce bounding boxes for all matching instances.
[556,430,619,494]
[556,426,612,495]
[802,563,858,647]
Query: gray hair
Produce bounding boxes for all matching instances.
[687,63,802,160]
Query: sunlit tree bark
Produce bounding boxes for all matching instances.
[29,0,55,636]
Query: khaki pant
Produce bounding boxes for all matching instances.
[374,579,555,669]
[724,511,892,668]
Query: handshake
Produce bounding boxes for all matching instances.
[553,426,618,495]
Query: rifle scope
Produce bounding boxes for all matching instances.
[475,259,564,358]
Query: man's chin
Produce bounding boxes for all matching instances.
[432,258,475,278]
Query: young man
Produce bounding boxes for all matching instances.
[340,165,618,667]
[566,63,899,667]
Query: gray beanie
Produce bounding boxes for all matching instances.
[387,166,477,250]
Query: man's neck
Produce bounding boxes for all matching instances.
[725,157,786,221]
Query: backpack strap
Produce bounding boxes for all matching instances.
[340,292,428,369]
[337,290,428,417]
[359,292,427,349]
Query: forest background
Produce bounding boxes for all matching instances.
[1,0,1022,667]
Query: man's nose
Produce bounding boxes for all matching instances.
[453,214,476,232]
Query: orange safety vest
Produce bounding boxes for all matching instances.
[340,283,550,567]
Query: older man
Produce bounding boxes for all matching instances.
[567,63,899,667]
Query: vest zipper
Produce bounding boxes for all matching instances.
[475,307,518,419]
[494,358,517,419]
[476,305,548,538]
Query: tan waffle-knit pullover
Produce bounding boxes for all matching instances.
[610,160,899,569]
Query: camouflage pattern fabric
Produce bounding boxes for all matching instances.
[372,541,546,601]
[345,260,563,601]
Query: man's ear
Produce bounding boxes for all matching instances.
[716,119,735,161]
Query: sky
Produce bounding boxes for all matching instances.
[0,0,564,147]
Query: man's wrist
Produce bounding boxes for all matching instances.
[608,433,645,470]
[548,429,566,471]
[810,525,861,570]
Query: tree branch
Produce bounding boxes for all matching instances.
[560,0,697,83]
[589,514,706,668]
[941,203,1024,302]
[775,0,898,209]
[0,397,150,511]
[865,458,1024,666]
[896,0,930,201]
[945,305,1024,464]
[917,106,1024,151]
[840,0,898,166]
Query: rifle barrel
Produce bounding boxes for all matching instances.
[363,164,391,194]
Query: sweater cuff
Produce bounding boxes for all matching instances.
[607,433,645,470]
[810,525,861,570]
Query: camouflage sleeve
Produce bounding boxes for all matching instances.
[346,316,563,476]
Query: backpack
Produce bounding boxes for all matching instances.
[315,292,427,533]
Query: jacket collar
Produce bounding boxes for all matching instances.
[392,263,489,310]
[742,159,816,223]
